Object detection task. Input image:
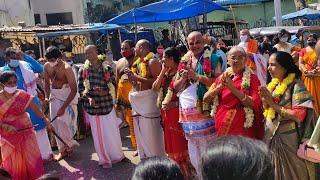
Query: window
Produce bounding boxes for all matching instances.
[34,14,41,25]
[46,12,73,25]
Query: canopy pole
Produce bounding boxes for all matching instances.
[41,37,45,57]
[118,29,122,44]
[230,5,239,45]
[203,0,207,33]
[38,37,43,58]
[274,0,282,26]
[133,8,138,43]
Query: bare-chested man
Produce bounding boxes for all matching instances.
[173,31,216,176]
[44,46,79,160]
[116,40,137,156]
[125,39,165,159]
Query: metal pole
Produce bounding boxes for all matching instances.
[274,0,282,26]
[38,37,43,58]
[118,29,122,44]
[41,37,46,57]
[203,0,207,32]
[133,9,138,43]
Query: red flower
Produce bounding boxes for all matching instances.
[82,70,88,79]
[273,97,281,103]
[203,57,211,74]
[104,72,110,81]
[178,63,185,71]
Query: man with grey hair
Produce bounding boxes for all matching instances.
[125,39,165,159]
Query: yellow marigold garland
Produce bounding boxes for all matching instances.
[132,52,154,78]
[263,73,295,121]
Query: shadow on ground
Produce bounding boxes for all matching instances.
[44,127,140,180]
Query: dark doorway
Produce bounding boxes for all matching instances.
[46,12,73,25]
[34,14,41,24]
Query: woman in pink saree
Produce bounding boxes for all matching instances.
[0,71,53,180]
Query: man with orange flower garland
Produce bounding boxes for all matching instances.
[173,32,222,176]
[124,39,165,159]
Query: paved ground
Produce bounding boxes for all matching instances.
[44,127,140,180]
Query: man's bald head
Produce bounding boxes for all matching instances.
[85,45,98,62]
[187,31,203,42]
[187,31,204,57]
[135,39,150,57]
[85,45,98,52]
[136,39,150,50]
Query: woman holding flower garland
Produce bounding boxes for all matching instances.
[152,47,194,177]
[203,46,264,139]
[260,51,316,180]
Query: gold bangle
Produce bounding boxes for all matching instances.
[240,94,247,102]
[280,107,287,117]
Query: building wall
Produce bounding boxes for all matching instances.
[0,0,34,26]
[208,0,315,27]
[32,0,85,25]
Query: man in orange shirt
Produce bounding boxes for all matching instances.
[238,29,268,85]
[238,29,258,71]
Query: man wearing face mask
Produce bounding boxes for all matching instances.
[0,47,54,161]
[238,29,258,71]
[115,40,137,156]
[299,34,320,114]
[44,46,79,160]
[238,29,268,85]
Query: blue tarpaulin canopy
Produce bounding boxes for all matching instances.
[275,8,320,20]
[215,0,269,6]
[106,0,229,25]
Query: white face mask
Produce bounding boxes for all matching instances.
[106,52,113,61]
[49,61,58,67]
[9,59,20,67]
[66,61,73,66]
[240,35,248,42]
[280,37,288,42]
[4,86,17,94]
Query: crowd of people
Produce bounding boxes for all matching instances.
[0,27,320,180]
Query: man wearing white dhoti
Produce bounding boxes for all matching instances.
[173,32,219,176]
[125,39,165,159]
[78,45,124,168]
[44,46,79,160]
[1,47,53,161]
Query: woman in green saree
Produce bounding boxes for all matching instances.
[260,51,317,180]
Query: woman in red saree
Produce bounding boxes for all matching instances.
[204,46,264,139]
[0,71,53,180]
[152,47,194,178]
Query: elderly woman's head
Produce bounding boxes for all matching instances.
[268,51,301,81]
[227,46,247,73]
